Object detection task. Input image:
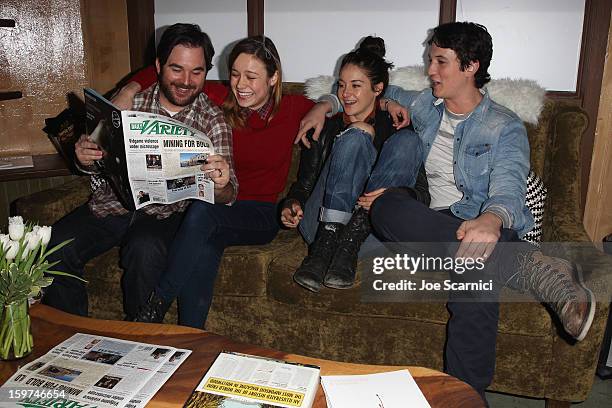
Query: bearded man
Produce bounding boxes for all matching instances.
[43,23,236,318]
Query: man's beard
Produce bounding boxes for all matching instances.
[159,74,200,107]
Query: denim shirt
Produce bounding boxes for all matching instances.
[385,86,534,237]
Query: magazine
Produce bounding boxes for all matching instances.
[83,88,216,211]
[183,352,320,408]
[0,333,191,408]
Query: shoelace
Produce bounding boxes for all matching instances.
[517,253,577,315]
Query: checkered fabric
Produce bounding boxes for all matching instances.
[523,170,547,245]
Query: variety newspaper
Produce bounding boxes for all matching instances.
[183,352,320,408]
[0,333,191,408]
[84,88,216,211]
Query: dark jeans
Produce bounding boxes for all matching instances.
[371,191,529,401]
[43,203,184,317]
[152,200,279,328]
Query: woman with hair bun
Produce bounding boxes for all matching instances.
[280,36,429,292]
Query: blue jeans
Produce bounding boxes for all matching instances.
[153,200,279,328]
[299,127,421,245]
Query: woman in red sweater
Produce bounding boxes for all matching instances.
[121,36,313,327]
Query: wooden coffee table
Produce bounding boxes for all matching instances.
[0,305,484,407]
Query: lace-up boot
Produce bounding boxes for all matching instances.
[293,222,343,292]
[324,208,371,289]
[517,251,595,341]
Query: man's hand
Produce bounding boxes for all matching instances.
[111,81,141,110]
[75,134,103,166]
[455,212,503,261]
[294,101,332,148]
[202,154,230,190]
[357,188,387,211]
[383,99,411,129]
[280,199,303,228]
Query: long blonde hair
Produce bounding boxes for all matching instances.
[222,36,283,129]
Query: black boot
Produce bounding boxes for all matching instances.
[132,291,171,323]
[324,208,371,289]
[293,222,343,292]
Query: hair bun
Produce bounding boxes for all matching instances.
[358,36,386,58]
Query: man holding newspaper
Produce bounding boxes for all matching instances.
[42,23,237,318]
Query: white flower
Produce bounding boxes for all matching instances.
[8,216,24,241]
[5,240,19,261]
[21,245,30,259]
[24,231,41,251]
[38,226,52,246]
[0,234,10,250]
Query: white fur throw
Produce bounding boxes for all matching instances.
[304,65,546,125]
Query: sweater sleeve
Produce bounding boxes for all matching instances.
[130,65,158,91]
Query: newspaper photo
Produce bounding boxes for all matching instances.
[0,333,190,408]
[84,88,215,211]
[183,351,320,408]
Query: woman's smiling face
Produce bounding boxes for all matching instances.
[230,53,278,110]
[337,63,382,122]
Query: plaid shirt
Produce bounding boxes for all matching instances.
[89,83,236,219]
[240,96,274,121]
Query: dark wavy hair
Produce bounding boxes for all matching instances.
[157,23,215,71]
[428,22,493,88]
[222,35,283,129]
[339,36,394,93]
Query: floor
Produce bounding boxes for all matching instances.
[485,376,612,407]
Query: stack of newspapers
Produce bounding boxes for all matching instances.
[0,333,191,408]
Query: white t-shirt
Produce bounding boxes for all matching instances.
[425,107,469,209]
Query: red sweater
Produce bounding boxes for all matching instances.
[133,67,314,203]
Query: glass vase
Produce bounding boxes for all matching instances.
[0,299,33,360]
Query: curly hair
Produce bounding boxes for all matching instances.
[428,22,493,88]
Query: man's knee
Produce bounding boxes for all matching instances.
[372,190,415,224]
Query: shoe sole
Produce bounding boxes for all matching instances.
[293,274,321,293]
[573,262,596,341]
[323,281,353,289]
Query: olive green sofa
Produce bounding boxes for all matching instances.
[14,99,612,407]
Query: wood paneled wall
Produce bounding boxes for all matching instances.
[584,15,612,243]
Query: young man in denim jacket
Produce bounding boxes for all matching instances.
[297,22,594,405]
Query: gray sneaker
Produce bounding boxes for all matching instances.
[517,251,595,341]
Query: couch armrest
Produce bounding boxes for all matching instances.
[542,105,589,242]
[12,177,90,225]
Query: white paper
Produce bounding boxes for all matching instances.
[321,369,431,408]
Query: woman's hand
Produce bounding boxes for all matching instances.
[202,154,230,190]
[111,82,141,110]
[294,101,332,148]
[357,188,387,211]
[75,135,103,166]
[280,199,303,228]
[382,99,411,129]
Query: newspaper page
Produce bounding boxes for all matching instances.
[84,88,215,211]
[0,333,188,408]
[183,352,320,408]
[122,111,215,210]
[125,348,192,408]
